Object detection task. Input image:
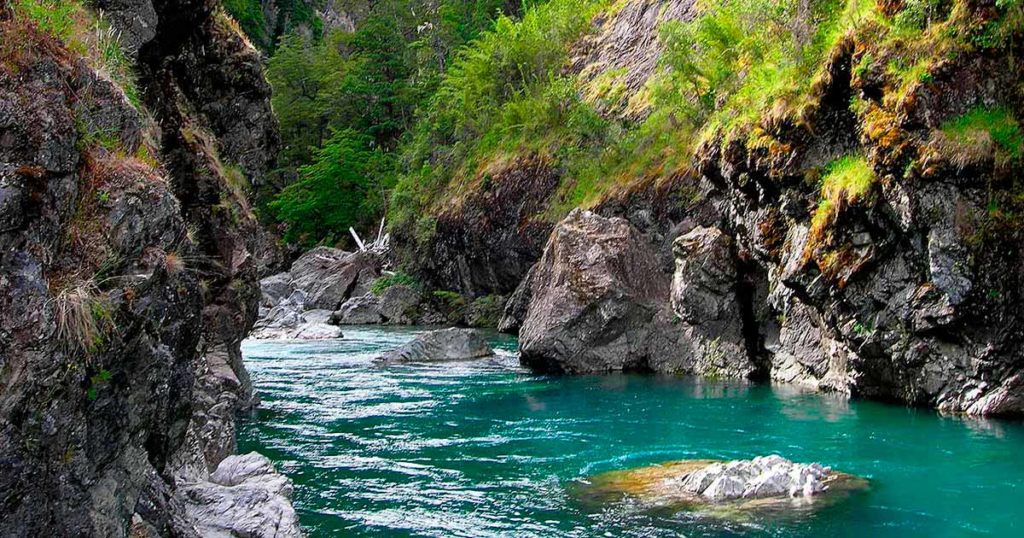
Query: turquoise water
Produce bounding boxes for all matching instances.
[239,328,1024,537]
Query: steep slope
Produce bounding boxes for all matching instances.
[0,1,292,535]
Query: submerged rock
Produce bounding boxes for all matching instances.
[180,453,302,538]
[670,455,831,500]
[376,328,495,364]
[574,456,867,519]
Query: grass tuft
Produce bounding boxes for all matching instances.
[52,280,111,353]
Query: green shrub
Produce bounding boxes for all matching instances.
[371,272,419,295]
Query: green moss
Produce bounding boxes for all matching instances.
[941,106,1023,164]
[371,272,419,295]
[821,155,876,203]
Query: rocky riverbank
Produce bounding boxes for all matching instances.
[0,1,298,535]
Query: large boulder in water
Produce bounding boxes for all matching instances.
[518,209,681,373]
[288,247,380,311]
[376,328,494,364]
[179,453,302,538]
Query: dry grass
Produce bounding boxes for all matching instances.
[164,251,185,275]
[51,280,110,353]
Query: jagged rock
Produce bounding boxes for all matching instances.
[0,1,299,535]
[394,155,560,296]
[668,455,832,501]
[288,247,380,311]
[260,272,294,307]
[376,328,494,364]
[670,226,757,378]
[574,456,868,516]
[180,453,302,538]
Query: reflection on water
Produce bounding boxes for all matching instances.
[239,327,1024,537]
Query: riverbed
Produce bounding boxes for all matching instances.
[239,327,1024,537]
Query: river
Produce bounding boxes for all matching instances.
[238,327,1024,537]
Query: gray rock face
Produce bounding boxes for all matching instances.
[667,456,832,501]
[333,293,385,324]
[332,285,422,325]
[260,272,294,307]
[289,247,380,311]
[670,226,757,378]
[377,328,495,364]
[518,209,684,373]
[180,453,302,538]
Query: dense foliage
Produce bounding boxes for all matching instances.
[260,0,533,246]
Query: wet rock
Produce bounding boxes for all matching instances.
[574,456,867,518]
[668,455,832,500]
[518,209,679,373]
[180,453,302,538]
[376,328,494,364]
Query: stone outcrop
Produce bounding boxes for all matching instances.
[376,328,494,364]
[0,1,297,535]
[286,247,379,311]
[393,155,560,297]
[670,227,759,378]
[332,284,421,325]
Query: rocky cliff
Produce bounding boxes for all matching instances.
[396,0,1024,416]
[0,1,297,535]
[513,0,1024,416]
